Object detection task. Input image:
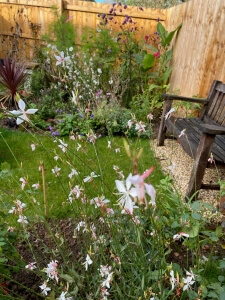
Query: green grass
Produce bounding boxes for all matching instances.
[0,127,165,220]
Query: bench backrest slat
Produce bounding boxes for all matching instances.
[204,81,225,126]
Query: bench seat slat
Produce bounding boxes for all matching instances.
[166,117,225,163]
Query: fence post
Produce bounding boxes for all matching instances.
[58,0,63,15]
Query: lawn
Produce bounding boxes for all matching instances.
[0,127,164,220]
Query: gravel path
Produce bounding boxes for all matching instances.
[153,139,225,207]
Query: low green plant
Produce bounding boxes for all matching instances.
[42,7,76,52]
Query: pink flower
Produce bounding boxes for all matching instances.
[20,177,27,190]
[129,167,156,207]
[32,183,40,189]
[154,52,160,58]
[45,260,59,282]
[7,226,15,232]
[208,153,214,164]
[147,113,153,120]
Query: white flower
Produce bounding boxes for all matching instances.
[55,51,70,66]
[30,144,36,151]
[115,174,138,215]
[18,215,28,224]
[170,270,177,290]
[58,139,68,153]
[99,265,112,278]
[135,121,146,133]
[147,113,153,120]
[68,168,79,178]
[52,166,61,176]
[97,68,102,74]
[183,270,195,291]
[32,183,40,189]
[10,99,38,125]
[108,141,111,149]
[127,120,133,128]
[165,107,175,120]
[82,254,93,271]
[115,148,120,153]
[39,282,51,296]
[109,78,113,85]
[101,272,113,289]
[57,291,74,300]
[84,172,100,183]
[8,206,16,214]
[90,196,110,208]
[77,143,81,151]
[25,262,37,270]
[76,221,88,232]
[71,90,78,105]
[173,232,189,240]
[20,177,27,190]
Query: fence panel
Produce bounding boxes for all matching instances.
[166,0,225,97]
[0,0,60,59]
[64,1,165,44]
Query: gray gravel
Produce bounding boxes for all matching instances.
[153,139,225,208]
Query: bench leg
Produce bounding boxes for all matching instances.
[157,100,172,146]
[185,133,215,200]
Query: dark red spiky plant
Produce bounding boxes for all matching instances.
[0,57,28,109]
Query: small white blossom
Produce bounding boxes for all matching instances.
[82,254,93,271]
[39,282,51,296]
[25,262,37,270]
[84,172,100,183]
[165,107,175,120]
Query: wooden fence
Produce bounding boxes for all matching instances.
[0,0,224,97]
[0,0,165,59]
[166,0,225,97]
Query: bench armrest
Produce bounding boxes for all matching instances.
[162,94,208,104]
[200,124,225,135]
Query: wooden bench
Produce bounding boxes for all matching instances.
[157,80,225,199]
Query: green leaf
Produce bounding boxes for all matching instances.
[165,23,182,46]
[142,54,155,70]
[216,226,222,237]
[186,223,200,238]
[218,276,225,282]
[60,273,75,283]
[163,66,173,83]
[219,292,225,300]
[191,213,201,220]
[187,290,198,299]
[0,162,11,173]
[157,22,167,46]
